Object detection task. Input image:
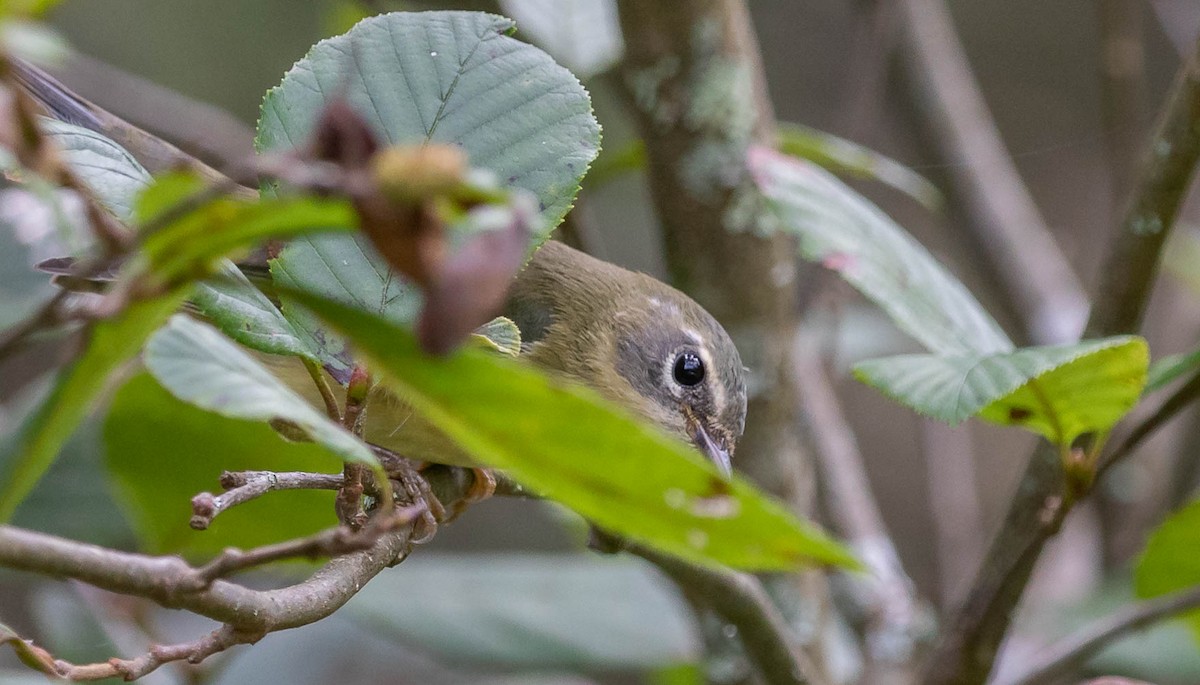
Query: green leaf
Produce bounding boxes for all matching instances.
[1136,499,1200,644]
[40,118,152,222]
[0,289,189,521]
[346,554,698,669]
[135,172,357,284]
[776,122,944,212]
[105,373,340,556]
[287,289,858,571]
[256,10,600,234]
[191,260,318,361]
[855,336,1148,445]
[1147,348,1200,392]
[749,145,1012,357]
[142,315,377,467]
[473,315,522,356]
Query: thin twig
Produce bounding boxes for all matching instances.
[302,357,342,421]
[999,584,1200,685]
[191,471,344,530]
[897,0,1088,345]
[629,543,822,685]
[190,503,425,586]
[793,336,929,681]
[1099,368,1200,478]
[53,624,248,682]
[926,30,1200,685]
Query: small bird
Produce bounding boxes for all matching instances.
[17,61,749,475]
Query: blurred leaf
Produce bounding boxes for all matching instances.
[105,373,339,555]
[749,145,1012,357]
[346,554,697,669]
[776,123,943,212]
[0,19,67,64]
[499,0,624,79]
[855,337,1147,444]
[0,290,189,521]
[39,118,152,222]
[586,138,645,189]
[1146,348,1200,392]
[142,315,377,467]
[648,664,705,685]
[473,315,522,356]
[288,289,858,571]
[135,172,356,284]
[257,10,599,235]
[192,260,318,361]
[1136,499,1200,645]
[0,622,56,677]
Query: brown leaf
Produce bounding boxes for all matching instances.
[416,201,535,355]
[309,97,378,170]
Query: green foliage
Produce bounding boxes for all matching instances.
[0,291,189,521]
[1147,347,1200,392]
[473,315,522,356]
[1136,499,1200,644]
[143,315,377,467]
[192,260,320,361]
[751,145,1150,446]
[105,373,339,556]
[135,172,356,285]
[855,337,1148,445]
[288,289,858,571]
[345,554,697,669]
[751,145,1011,357]
[776,122,943,211]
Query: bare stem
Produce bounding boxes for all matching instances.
[629,543,823,685]
[191,470,345,530]
[793,336,929,682]
[999,584,1200,685]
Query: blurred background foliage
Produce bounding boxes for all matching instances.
[3,0,1200,683]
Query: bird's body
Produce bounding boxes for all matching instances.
[265,239,747,471]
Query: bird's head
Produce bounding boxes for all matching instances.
[509,241,748,475]
[604,289,748,475]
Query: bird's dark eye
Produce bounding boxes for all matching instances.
[673,352,705,386]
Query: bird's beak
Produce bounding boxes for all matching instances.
[693,424,733,478]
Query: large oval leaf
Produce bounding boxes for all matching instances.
[256,11,599,233]
[259,11,600,374]
[285,289,858,571]
[854,336,1148,445]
